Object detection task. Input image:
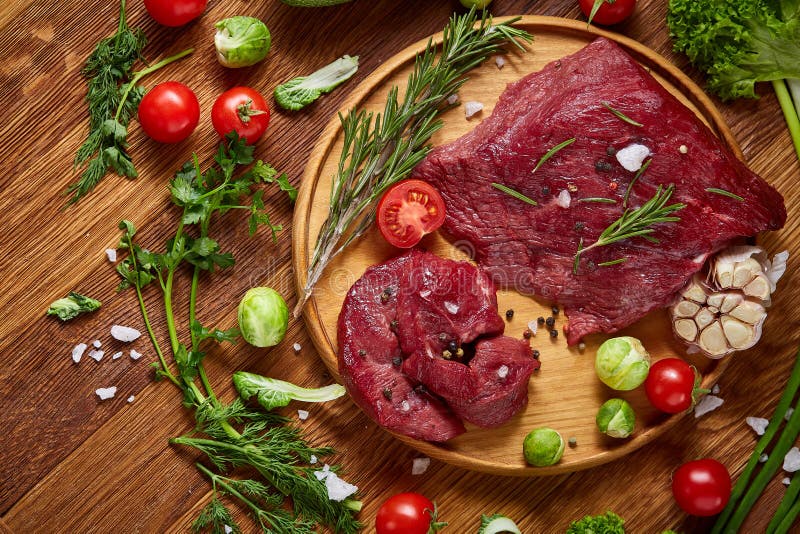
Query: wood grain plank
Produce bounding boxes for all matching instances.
[1,0,799,532]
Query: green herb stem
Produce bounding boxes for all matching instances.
[623,158,651,207]
[706,187,744,201]
[767,475,800,533]
[772,79,800,162]
[602,101,643,127]
[598,257,627,266]
[774,496,800,534]
[492,182,538,206]
[577,197,617,204]
[532,138,576,173]
[714,348,800,533]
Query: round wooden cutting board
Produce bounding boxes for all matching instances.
[292,16,733,476]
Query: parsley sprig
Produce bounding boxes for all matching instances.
[116,134,359,533]
[573,184,685,273]
[69,0,192,205]
[295,9,532,315]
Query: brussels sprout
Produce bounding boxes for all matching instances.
[596,398,635,438]
[523,427,565,467]
[274,55,359,111]
[47,292,101,321]
[237,287,288,347]
[214,16,271,68]
[595,336,651,390]
[460,0,493,7]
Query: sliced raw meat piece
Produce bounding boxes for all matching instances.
[412,37,786,345]
[337,253,465,442]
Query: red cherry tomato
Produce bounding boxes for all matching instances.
[138,81,200,144]
[144,0,207,27]
[644,358,698,414]
[211,87,271,145]
[376,493,438,534]
[579,0,636,26]
[672,459,731,516]
[376,179,446,248]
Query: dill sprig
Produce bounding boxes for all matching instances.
[294,9,532,316]
[532,137,576,172]
[492,182,538,206]
[573,184,685,273]
[117,134,358,533]
[68,0,192,205]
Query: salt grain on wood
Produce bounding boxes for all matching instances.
[127,395,135,403]
[412,457,431,475]
[112,351,123,360]
[785,447,800,472]
[96,386,117,400]
[446,94,459,105]
[746,416,769,436]
[293,342,302,353]
[71,343,87,363]
[130,349,142,360]
[111,325,141,342]
[694,395,724,418]
[105,248,117,262]
[92,339,102,348]
[89,349,104,362]
[712,384,720,395]
[527,319,538,336]
[324,472,358,502]
[464,101,484,119]
[495,56,505,69]
[784,477,792,486]
[297,409,309,421]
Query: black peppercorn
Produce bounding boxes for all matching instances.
[574,221,585,231]
[542,186,550,195]
[447,340,458,353]
[532,349,540,360]
[523,329,532,339]
[506,309,514,319]
[358,349,366,358]
[606,146,616,156]
[550,329,558,338]
[545,316,555,328]
[551,306,559,315]
[537,316,545,325]
[392,356,402,367]
[382,388,393,400]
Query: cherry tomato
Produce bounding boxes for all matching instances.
[644,358,698,413]
[376,179,446,248]
[144,0,207,27]
[376,493,439,534]
[138,81,200,144]
[579,0,636,26]
[211,87,271,145]
[672,459,731,516]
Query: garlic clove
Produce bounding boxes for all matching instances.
[683,281,708,304]
[675,318,699,342]
[698,321,729,358]
[674,300,701,318]
[695,308,716,330]
[721,316,758,350]
[743,274,771,301]
[729,300,767,325]
[732,258,761,287]
[707,293,725,309]
[720,293,741,314]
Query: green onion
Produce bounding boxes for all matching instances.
[577,197,617,204]
[602,101,643,127]
[713,348,800,533]
[773,496,800,534]
[767,476,800,533]
[492,183,538,206]
[706,187,744,201]
[623,158,652,207]
[532,138,576,173]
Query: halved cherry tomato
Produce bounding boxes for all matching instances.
[672,459,731,516]
[376,493,443,534]
[138,81,200,144]
[144,0,207,27]
[211,87,270,145]
[579,0,636,26]
[376,179,446,248]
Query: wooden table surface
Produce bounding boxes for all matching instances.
[1,1,798,532]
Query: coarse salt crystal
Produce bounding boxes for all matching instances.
[760,453,769,463]
[127,395,135,403]
[784,477,792,486]
[444,301,459,315]
[495,56,506,69]
[446,94,459,105]
[785,448,800,472]
[401,400,411,412]
[89,349,104,362]
[497,365,509,379]
[96,386,117,400]
[293,342,302,353]
[298,409,309,421]
[223,526,233,534]
[746,416,769,436]
[105,248,117,262]
[130,349,142,360]
[787,408,795,421]
[712,384,720,395]
[555,189,571,208]
[578,342,586,353]
[324,472,358,502]
[112,351,123,360]
[464,101,484,119]
[72,343,87,363]
[310,454,318,464]
[527,319,538,336]
[92,339,102,348]
[419,289,432,298]
[615,143,651,172]
[314,464,331,481]
[111,325,141,342]
[694,395,724,418]
[412,457,431,475]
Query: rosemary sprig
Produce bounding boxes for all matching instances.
[573,184,685,273]
[577,197,617,204]
[492,183,538,206]
[598,257,628,267]
[532,137,576,172]
[68,0,192,205]
[602,101,643,127]
[295,9,532,316]
[622,158,652,207]
[706,187,744,201]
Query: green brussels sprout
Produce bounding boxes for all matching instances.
[237,287,288,347]
[595,336,651,390]
[523,427,565,467]
[460,0,493,7]
[596,398,635,438]
[214,16,271,68]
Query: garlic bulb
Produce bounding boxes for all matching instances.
[670,247,789,358]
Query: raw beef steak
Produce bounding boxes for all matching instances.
[411,37,786,345]
[337,249,538,441]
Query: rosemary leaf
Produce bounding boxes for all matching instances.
[598,257,628,267]
[492,183,538,206]
[577,197,617,204]
[573,184,685,274]
[602,101,643,127]
[623,158,652,207]
[706,187,744,201]
[296,10,532,315]
[532,138,576,173]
